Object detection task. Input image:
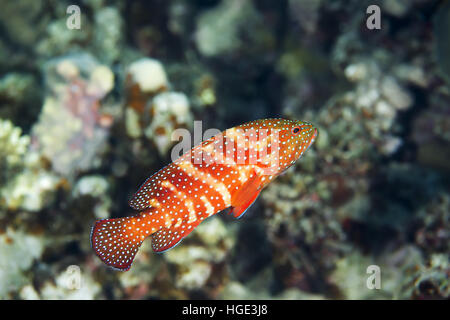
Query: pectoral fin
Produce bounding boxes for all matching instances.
[230,173,262,219]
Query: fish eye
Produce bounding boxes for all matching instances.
[291,126,301,135]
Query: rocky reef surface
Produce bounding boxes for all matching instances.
[0,0,448,299]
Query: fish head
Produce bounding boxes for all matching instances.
[284,119,318,155]
[267,119,318,174]
[233,118,318,177]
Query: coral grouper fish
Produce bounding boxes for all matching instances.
[91,119,318,270]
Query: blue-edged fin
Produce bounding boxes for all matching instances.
[230,173,262,219]
[151,218,201,253]
[152,228,185,253]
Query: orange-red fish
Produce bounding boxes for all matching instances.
[91,118,318,270]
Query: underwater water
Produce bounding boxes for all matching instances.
[0,0,448,300]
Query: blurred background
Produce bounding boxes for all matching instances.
[0,0,449,299]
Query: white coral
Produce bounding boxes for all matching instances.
[128,58,168,93]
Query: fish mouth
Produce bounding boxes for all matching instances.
[307,128,318,148]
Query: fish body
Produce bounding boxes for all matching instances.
[91,118,318,270]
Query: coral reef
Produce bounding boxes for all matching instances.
[195,0,264,57]
[31,53,114,177]
[144,91,192,155]
[0,228,44,298]
[0,119,59,212]
[125,57,194,155]
[406,254,449,299]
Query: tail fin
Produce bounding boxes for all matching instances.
[90,216,147,271]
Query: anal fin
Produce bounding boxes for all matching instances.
[151,219,201,253]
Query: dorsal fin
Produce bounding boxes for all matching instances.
[128,165,169,210]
